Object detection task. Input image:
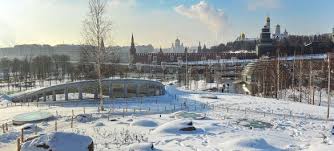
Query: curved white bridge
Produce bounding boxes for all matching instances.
[11,79,165,103]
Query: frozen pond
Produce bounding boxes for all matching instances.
[13,111,53,125]
[237,118,273,129]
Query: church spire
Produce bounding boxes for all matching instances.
[129,33,137,65]
[131,33,135,48]
[198,42,202,53]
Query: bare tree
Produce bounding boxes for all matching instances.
[292,50,296,101]
[276,48,280,99]
[82,0,112,111]
[327,53,332,119]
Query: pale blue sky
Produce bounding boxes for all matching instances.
[0,0,333,48]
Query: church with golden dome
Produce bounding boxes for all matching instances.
[256,16,274,56]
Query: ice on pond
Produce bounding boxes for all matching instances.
[130,119,158,127]
[237,118,273,129]
[172,111,206,120]
[13,111,53,125]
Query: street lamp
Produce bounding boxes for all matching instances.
[216,56,221,92]
[136,63,142,79]
[177,58,183,86]
[188,67,192,89]
[161,62,167,81]
[208,59,213,90]
[127,64,134,78]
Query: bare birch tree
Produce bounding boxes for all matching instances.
[82,0,112,111]
[292,50,296,101]
[327,53,332,119]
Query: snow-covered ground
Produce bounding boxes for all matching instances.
[1,84,334,150]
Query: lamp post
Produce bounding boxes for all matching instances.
[327,53,332,120]
[185,48,188,89]
[209,59,213,90]
[188,67,192,89]
[136,63,142,79]
[161,62,166,81]
[216,56,221,92]
[128,64,134,78]
[177,58,183,86]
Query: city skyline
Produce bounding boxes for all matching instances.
[0,0,333,48]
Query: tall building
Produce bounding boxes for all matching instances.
[198,42,202,53]
[129,34,137,65]
[273,24,289,40]
[332,27,334,43]
[283,29,289,38]
[203,44,207,51]
[275,24,280,36]
[236,32,251,41]
[256,16,274,56]
[171,38,185,53]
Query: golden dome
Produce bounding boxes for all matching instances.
[266,16,270,22]
[241,32,245,38]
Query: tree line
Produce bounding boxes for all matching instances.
[251,50,333,107]
[0,55,73,91]
[207,34,334,55]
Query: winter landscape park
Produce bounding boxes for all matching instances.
[1,0,334,151]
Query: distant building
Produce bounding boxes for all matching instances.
[135,52,257,64]
[236,33,246,41]
[256,16,274,56]
[197,42,202,53]
[202,44,209,52]
[272,24,288,40]
[171,38,185,53]
[0,44,81,61]
[129,34,137,65]
[332,27,334,43]
[236,32,257,42]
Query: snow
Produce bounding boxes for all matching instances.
[75,114,95,123]
[13,111,54,125]
[1,84,334,150]
[152,119,204,134]
[21,132,93,151]
[221,137,282,151]
[0,132,19,144]
[125,142,155,151]
[19,123,41,134]
[130,119,158,127]
[172,111,206,120]
[95,122,105,127]
[0,94,12,105]
[200,94,218,99]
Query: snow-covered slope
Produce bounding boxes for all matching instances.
[21,132,93,151]
[0,85,334,150]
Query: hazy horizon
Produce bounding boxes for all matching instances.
[0,0,333,48]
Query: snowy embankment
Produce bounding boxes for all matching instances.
[0,95,13,106]
[0,84,334,150]
[21,132,93,151]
